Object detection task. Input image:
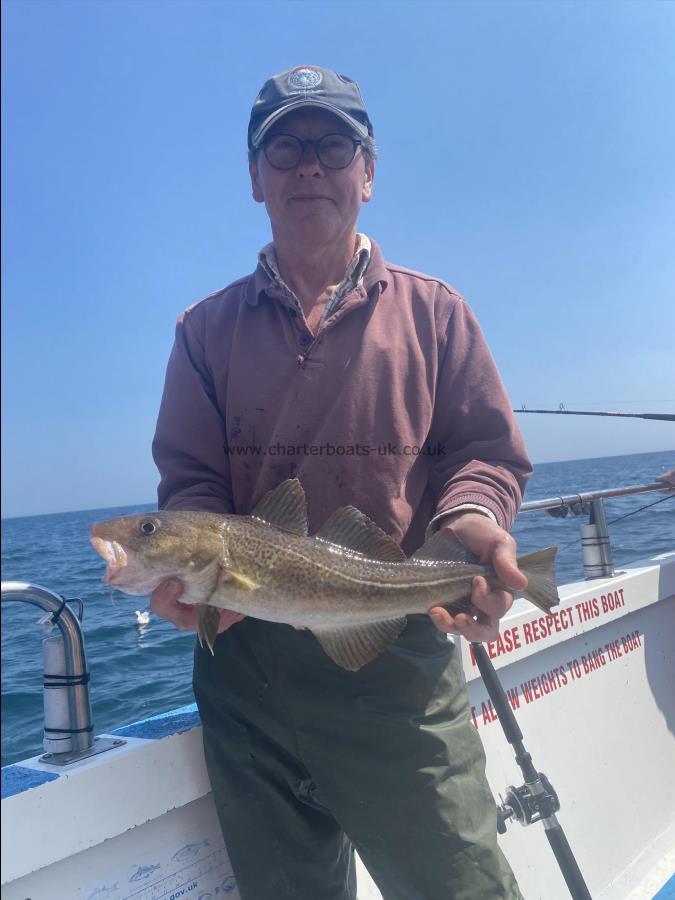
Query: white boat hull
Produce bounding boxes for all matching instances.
[2,553,674,900]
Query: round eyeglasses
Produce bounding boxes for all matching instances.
[262,133,363,170]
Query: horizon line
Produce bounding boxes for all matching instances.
[2,447,672,523]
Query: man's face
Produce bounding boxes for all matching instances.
[249,108,374,244]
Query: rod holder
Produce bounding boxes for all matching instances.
[1,582,94,756]
[581,499,614,579]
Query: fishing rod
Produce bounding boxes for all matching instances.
[472,642,592,900]
[514,407,675,421]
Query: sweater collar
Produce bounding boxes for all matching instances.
[248,235,389,306]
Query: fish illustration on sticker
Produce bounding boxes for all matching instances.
[129,863,160,882]
[86,885,119,900]
[172,838,210,861]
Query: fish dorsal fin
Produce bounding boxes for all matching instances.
[411,530,478,564]
[251,479,308,536]
[312,617,407,671]
[315,507,405,561]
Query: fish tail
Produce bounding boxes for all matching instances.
[517,547,559,613]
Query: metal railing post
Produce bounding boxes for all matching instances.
[581,499,614,579]
[1,582,94,755]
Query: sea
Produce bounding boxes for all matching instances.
[2,449,673,768]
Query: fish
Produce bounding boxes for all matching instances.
[129,863,160,882]
[90,478,559,671]
[171,838,210,862]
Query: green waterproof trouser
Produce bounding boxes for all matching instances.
[193,615,523,900]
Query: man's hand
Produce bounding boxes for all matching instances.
[150,579,245,634]
[428,512,527,643]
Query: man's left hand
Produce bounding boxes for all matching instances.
[428,512,527,643]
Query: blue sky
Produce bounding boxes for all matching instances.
[2,0,674,518]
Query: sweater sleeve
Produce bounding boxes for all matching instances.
[152,309,234,513]
[426,295,532,532]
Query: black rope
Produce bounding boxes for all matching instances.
[43,596,85,626]
[44,673,91,688]
[49,595,68,625]
[44,725,94,734]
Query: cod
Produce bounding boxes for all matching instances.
[90,479,559,671]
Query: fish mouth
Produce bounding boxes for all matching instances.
[89,530,166,595]
[90,536,130,584]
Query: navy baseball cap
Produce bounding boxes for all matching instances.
[248,65,374,150]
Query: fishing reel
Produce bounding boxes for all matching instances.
[496,773,560,833]
[546,501,590,518]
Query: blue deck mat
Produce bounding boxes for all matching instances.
[111,703,201,740]
[654,873,675,899]
[2,765,60,799]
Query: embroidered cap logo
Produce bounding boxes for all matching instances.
[288,67,323,91]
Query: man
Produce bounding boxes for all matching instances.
[151,65,531,900]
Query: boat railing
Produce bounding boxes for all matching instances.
[0,581,123,765]
[518,480,673,579]
[2,480,671,767]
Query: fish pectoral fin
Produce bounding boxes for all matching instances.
[220,565,259,591]
[312,617,407,671]
[250,479,308,535]
[188,557,222,603]
[516,547,560,613]
[197,605,222,655]
[315,508,405,561]
[411,530,479,564]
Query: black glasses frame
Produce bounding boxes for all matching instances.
[262,133,363,170]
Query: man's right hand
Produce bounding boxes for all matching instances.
[150,579,246,633]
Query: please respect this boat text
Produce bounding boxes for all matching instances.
[466,588,646,730]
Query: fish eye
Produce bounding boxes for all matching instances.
[140,520,157,535]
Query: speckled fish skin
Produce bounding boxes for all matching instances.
[194,514,494,627]
[91,510,488,623]
[90,479,559,670]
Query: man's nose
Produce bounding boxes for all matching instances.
[296,143,323,176]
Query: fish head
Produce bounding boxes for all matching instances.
[90,511,225,600]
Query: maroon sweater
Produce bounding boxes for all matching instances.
[152,239,531,555]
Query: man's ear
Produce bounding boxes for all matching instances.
[250,159,265,203]
[362,159,375,204]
